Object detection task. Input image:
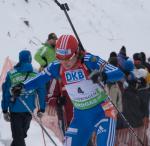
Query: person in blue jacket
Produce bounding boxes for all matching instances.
[1,50,46,146]
[12,35,124,146]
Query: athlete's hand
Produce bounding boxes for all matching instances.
[3,112,11,122]
[37,109,45,118]
[89,70,107,84]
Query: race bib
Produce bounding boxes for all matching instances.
[65,80,107,110]
[65,69,86,84]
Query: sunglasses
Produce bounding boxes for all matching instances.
[58,53,77,62]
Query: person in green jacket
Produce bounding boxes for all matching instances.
[34,33,58,71]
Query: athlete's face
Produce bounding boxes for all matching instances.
[59,54,78,69]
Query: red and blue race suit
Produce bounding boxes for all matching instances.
[24,53,124,146]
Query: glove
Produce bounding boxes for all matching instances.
[3,112,10,122]
[136,77,146,88]
[89,70,107,84]
[123,81,129,89]
[11,83,23,97]
[57,96,66,106]
[37,109,45,118]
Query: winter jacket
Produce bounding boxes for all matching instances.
[122,87,144,128]
[137,88,150,118]
[117,53,128,70]
[34,43,56,67]
[106,82,122,112]
[1,62,46,113]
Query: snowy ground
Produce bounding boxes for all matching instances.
[0,109,63,146]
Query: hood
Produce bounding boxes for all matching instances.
[19,50,32,64]
[14,63,33,73]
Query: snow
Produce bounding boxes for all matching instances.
[1,0,150,145]
[0,108,63,146]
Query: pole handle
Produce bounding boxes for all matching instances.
[53,0,85,52]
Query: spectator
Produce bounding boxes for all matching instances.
[1,50,46,146]
[117,46,128,70]
[140,52,150,86]
[140,52,150,72]
[118,53,150,129]
[34,33,59,116]
[117,52,135,129]
[121,79,144,128]
[133,53,145,69]
[117,46,134,79]
[108,51,118,67]
[117,46,135,91]
[107,51,122,113]
[34,33,57,71]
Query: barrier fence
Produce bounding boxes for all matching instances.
[115,118,149,146]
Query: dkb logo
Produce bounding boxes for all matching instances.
[65,69,86,83]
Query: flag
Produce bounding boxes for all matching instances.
[0,56,14,89]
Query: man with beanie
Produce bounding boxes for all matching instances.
[1,50,46,146]
[133,53,143,68]
[108,51,118,67]
[34,33,57,71]
[119,46,126,57]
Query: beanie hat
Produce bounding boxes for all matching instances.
[133,53,141,61]
[119,46,126,56]
[48,33,57,40]
[109,51,117,58]
[19,50,32,63]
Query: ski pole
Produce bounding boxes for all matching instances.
[36,95,47,146]
[18,96,58,146]
[57,104,67,134]
[52,0,85,52]
[40,118,47,146]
